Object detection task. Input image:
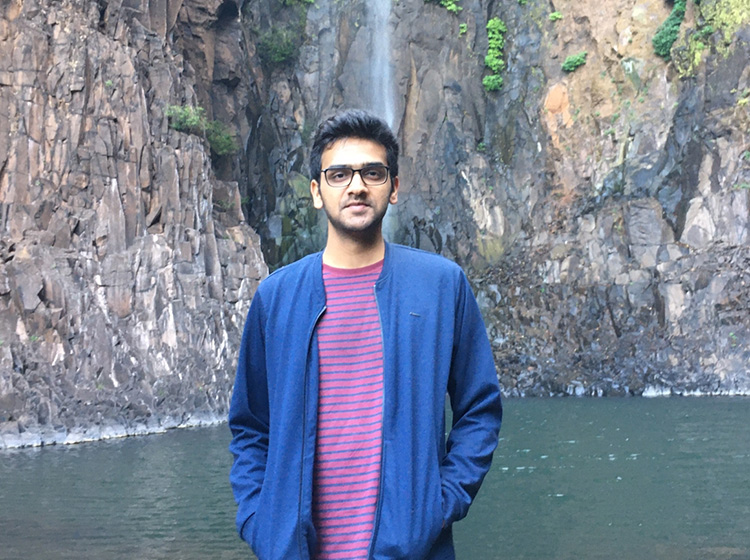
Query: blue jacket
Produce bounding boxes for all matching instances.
[229,243,502,559]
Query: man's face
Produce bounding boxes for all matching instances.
[310,137,399,239]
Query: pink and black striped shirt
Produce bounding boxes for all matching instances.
[312,260,385,560]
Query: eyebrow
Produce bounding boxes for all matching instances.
[325,162,386,169]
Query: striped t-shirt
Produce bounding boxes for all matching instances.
[312,260,385,560]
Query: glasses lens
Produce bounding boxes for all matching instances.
[323,165,389,187]
[361,165,388,185]
[325,168,353,187]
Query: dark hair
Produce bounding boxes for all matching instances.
[309,109,399,180]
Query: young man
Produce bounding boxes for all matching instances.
[229,109,502,560]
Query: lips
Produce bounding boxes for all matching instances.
[343,200,370,210]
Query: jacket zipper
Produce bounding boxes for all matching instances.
[299,305,327,560]
[366,284,386,560]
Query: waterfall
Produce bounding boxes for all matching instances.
[369,0,395,129]
[367,0,399,240]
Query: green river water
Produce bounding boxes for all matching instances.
[1,397,748,560]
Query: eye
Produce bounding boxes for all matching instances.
[327,169,351,183]
[363,166,386,181]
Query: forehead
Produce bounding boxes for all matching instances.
[320,137,387,168]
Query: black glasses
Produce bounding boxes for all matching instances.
[321,165,390,188]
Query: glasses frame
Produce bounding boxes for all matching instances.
[321,164,391,188]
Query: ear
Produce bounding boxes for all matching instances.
[389,176,399,205]
[311,179,323,209]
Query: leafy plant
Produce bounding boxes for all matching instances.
[549,11,563,21]
[459,23,468,36]
[483,17,507,92]
[653,0,686,60]
[206,121,238,156]
[166,105,237,156]
[166,105,206,132]
[482,74,504,92]
[424,0,462,14]
[257,27,301,67]
[562,51,587,72]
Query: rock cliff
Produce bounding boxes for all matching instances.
[240,0,750,396]
[1,0,749,448]
[0,0,266,449]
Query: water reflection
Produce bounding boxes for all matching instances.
[1,398,748,560]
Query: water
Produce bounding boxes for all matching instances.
[1,398,749,560]
[368,0,395,128]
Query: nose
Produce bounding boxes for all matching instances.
[347,170,368,191]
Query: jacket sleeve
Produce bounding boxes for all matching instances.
[228,291,270,542]
[441,271,503,526]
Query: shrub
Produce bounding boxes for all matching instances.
[206,121,238,156]
[166,105,237,156]
[165,105,206,133]
[424,0,462,14]
[549,11,563,21]
[562,51,587,72]
[652,0,686,60]
[257,27,300,67]
[482,74,504,92]
[484,17,507,92]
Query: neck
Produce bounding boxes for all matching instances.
[322,227,386,268]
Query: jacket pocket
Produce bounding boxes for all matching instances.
[244,487,269,559]
[373,443,445,559]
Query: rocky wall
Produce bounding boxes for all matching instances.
[0,0,266,449]
[240,0,749,396]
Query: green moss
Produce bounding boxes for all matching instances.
[699,0,750,44]
[653,0,686,60]
[562,51,587,72]
[549,11,563,21]
[459,23,468,36]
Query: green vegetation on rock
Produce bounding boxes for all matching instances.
[257,27,301,67]
[483,17,507,92]
[671,0,750,76]
[653,0,686,60]
[205,121,238,156]
[166,105,206,132]
[549,11,563,22]
[424,0,462,14]
[166,105,237,156]
[698,0,750,45]
[562,51,587,72]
